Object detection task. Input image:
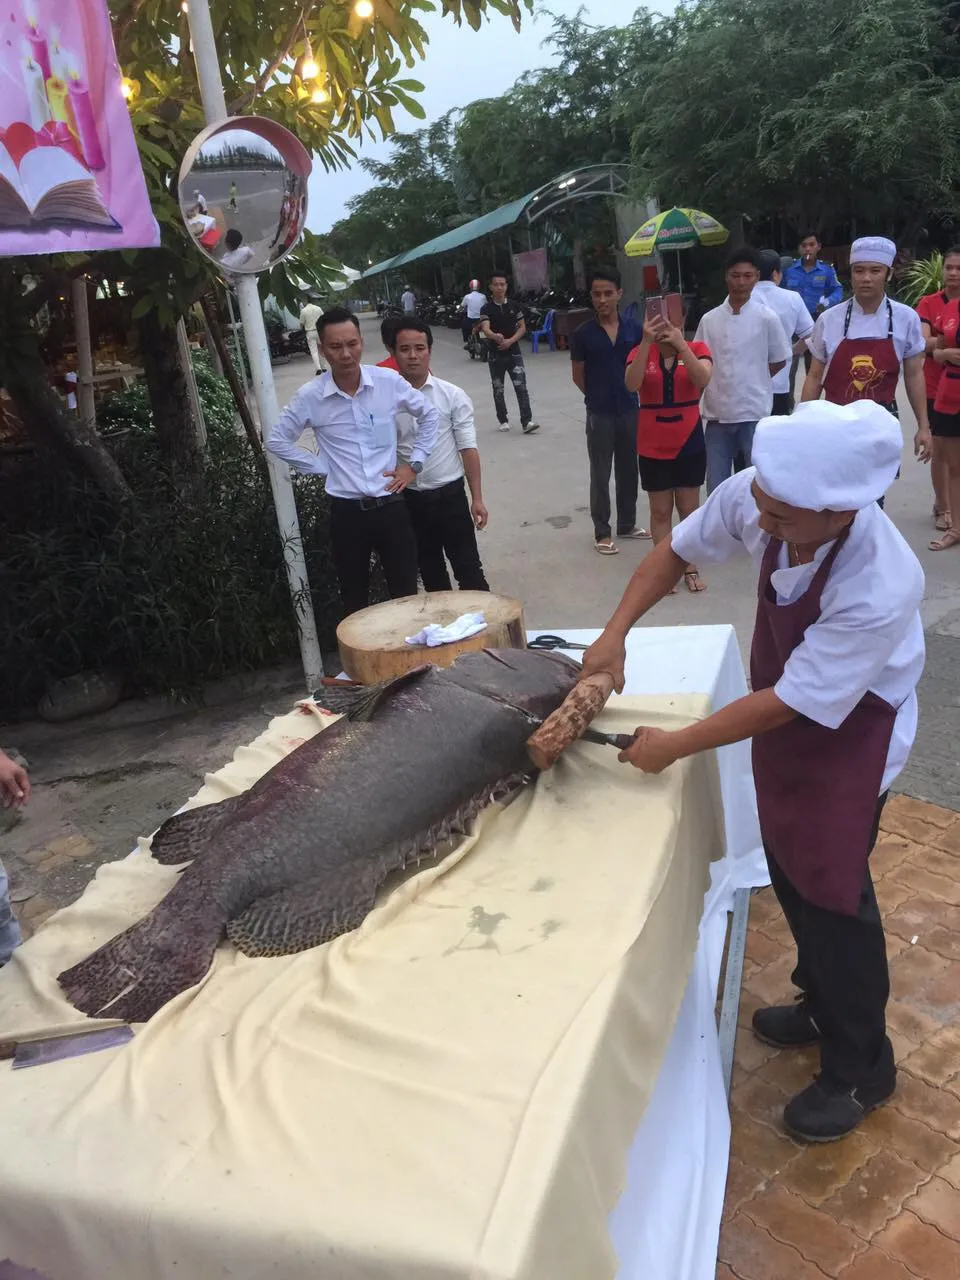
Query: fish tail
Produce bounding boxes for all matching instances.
[58,909,220,1023]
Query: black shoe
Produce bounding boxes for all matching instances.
[752,1001,820,1048]
[783,1071,896,1143]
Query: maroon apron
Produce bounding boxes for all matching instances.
[750,530,897,916]
[822,299,899,409]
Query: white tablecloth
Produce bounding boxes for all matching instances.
[530,626,765,1280]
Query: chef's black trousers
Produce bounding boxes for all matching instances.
[764,795,895,1090]
[329,495,419,617]
[404,479,489,592]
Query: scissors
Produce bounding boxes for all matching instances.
[527,633,589,652]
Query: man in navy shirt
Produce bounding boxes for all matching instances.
[571,267,650,551]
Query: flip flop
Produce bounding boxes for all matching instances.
[684,569,707,592]
[929,528,960,551]
[594,539,619,555]
[619,527,653,539]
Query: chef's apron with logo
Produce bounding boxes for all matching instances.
[822,299,899,411]
[750,531,897,916]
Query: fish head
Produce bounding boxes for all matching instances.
[447,648,581,720]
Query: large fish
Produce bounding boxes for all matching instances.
[59,648,580,1022]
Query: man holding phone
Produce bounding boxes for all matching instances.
[571,267,650,552]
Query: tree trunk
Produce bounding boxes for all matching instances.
[4,341,132,508]
[200,292,265,467]
[137,309,206,494]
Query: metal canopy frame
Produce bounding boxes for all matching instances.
[361,164,632,280]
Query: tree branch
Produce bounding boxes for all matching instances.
[230,4,308,114]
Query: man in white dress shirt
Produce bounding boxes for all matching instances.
[389,318,490,592]
[401,286,417,315]
[459,278,487,345]
[694,246,791,492]
[755,250,815,414]
[580,401,925,1143]
[802,236,932,473]
[267,307,439,617]
[299,295,327,374]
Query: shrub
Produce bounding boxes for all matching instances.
[0,354,345,715]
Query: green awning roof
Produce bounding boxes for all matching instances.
[361,192,535,279]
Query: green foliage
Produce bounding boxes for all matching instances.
[899,252,946,307]
[0,355,342,714]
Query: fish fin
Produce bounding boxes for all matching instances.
[226,871,380,957]
[312,666,432,723]
[149,797,244,865]
[58,909,220,1023]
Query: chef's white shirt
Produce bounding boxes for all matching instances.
[753,281,814,393]
[461,290,487,320]
[220,246,255,270]
[267,365,439,499]
[671,470,925,791]
[808,296,925,368]
[396,374,477,491]
[695,297,791,422]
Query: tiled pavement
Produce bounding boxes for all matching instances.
[719,794,960,1280]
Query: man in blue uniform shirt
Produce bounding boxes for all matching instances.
[782,232,845,320]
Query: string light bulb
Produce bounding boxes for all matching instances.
[120,78,134,99]
[311,86,329,103]
[180,1,189,12]
[354,0,374,18]
[302,53,320,79]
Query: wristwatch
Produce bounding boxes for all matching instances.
[410,460,423,475]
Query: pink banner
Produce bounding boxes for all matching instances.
[0,0,159,256]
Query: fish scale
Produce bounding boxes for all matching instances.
[58,649,580,1023]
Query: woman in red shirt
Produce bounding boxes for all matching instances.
[625,314,712,591]
[916,245,960,535]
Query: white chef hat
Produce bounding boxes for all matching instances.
[849,236,896,268]
[752,401,903,511]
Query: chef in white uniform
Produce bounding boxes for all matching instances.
[580,400,925,1143]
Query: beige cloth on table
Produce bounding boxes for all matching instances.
[0,693,723,1280]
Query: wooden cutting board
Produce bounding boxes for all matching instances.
[337,591,525,684]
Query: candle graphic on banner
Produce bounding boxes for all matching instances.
[49,28,68,81]
[46,76,78,137]
[68,72,105,170]
[22,48,52,129]
[26,13,51,83]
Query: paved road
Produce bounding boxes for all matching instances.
[274,315,959,807]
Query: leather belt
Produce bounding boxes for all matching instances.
[331,493,404,511]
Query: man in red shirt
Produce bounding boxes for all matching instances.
[916,246,960,533]
[376,315,402,370]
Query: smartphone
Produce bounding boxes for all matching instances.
[645,293,684,327]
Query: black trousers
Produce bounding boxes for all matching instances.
[404,479,489,592]
[789,347,814,390]
[328,496,419,617]
[488,350,532,425]
[586,410,639,539]
[764,794,894,1090]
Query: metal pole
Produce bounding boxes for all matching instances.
[71,277,96,428]
[176,317,207,450]
[186,0,324,691]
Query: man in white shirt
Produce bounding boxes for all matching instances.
[401,286,417,315]
[580,401,925,1144]
[755,250,814,414]
[219,229,256,272]
[299,295,326,374]
[267,307,440,616]
[694,246,791,491]
[802,236,932,469]
[459,278,487,345]
[388,318,490,592]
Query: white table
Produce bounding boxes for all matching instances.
[528,626,766,1280]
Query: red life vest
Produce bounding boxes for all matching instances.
[631,341,710,459]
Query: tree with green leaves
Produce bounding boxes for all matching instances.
[631,0,960,241]
[2,0,534,499]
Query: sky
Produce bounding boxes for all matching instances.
[307,0,672,245]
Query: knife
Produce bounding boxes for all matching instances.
[580,728,639,751]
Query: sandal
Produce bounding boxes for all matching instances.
[595,539,619,555]
[929,528,960,551]
[619,527,653,540]
[935,509,952,531]
[684,569,707,593]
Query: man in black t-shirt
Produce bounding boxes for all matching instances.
[479,272,540,434]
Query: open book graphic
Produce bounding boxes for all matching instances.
[0,140,119,232]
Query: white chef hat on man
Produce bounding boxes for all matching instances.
[752,401,903,511]
[849,236,897,268]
